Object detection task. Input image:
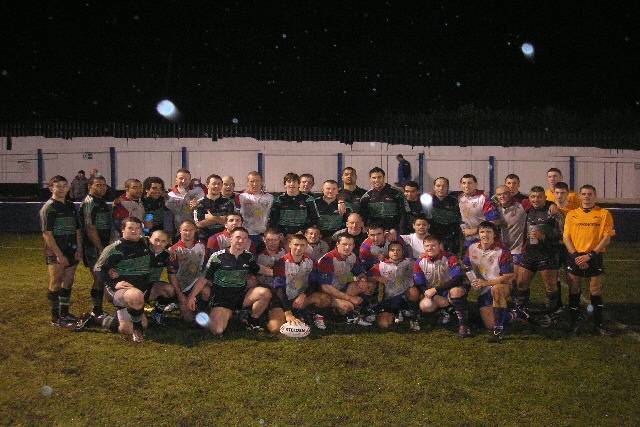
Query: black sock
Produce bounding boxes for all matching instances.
[546,291,560,312]
[154,296,171,313]
[47,291,59,319]
[556,280,563,307]
[515,288,529,308]
[127,307,144,331]
[591,295,603,326]
[106,315,120,332]
[90,288,104,316]
[58,288,71,317]
[568,293,581,322]
[450,296,468,327]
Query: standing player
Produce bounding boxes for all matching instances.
[317,233,373,326]
[40,176,82,327]
[401,214,431,259]
[414,235,471,338]
[402,181,424,234]
[304,225,330,262]
[359,167,410,235]
[368,241,421,331]
[545,168,579,206]
[269,172,319,236]
[514,186,563,318]
[299,173,316,198]
[338,167,367,213]
[504,174,528,203]
[141,176,172,236]
[315,180,347,239]
[79,174,112,322]
[268,234,332,333]
[430,177,462,255]
[112,178,145,234]
[194,174,236,242]
[166,169,206,236]
[236,171,274,247]
[553,181,580,214]
[563,185,615,335]
[188,227,273,335]
[458,174,499,248]
[221,176,236,201]
[463,221,514,342]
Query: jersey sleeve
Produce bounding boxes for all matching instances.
[483,198,500,221]
[204,254,221,282]
[248,256,261,275]
[602,210,616,238]
[194,200,207,222]
[42,204,57,232]
[413,260,427,291]
[317,255,334,285]
[498,249,513,274]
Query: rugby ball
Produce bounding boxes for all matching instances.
[195,312,210,328]
[279,322,311,338]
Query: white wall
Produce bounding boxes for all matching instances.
[1,137,639,200]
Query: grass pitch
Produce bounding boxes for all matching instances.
[1,234,639,426]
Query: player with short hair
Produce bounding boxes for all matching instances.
[113,178,145,234]
[402,181,424,234]
[268,234,332,333]
[430,177,462,255]
[368,241,421,331]
[142,176,172,236]
[315,179,347,239]
[256,228,287,288]
[268,172,319,236]
[299,173,315,198]
[545,168,579,206]
[563,185,616,335]
[359,167,410,235]
[146,230,176,325]
[463,221,514,342]
[79,175,112,321]
[458,174,500,248]
[166,169,206,237]
[206,213,254,257]
[236,171,274,247]
[317,233,373,326]
[194,174,236,242]
[331,213,367,256]
[401,214,431,259]
[221,175,236,200]
[414,235,471,338]
[553,181,580,214]
[359,223,390,271]
[188,227,274,335]
[338,167,367,213]
[304,225,330,262]
[504,174,528,203]
[40,175,83,328]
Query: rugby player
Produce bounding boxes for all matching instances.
[194,174,236,242]
[430,177,462,255]
[304,225,330,262]
[112,178,145,234]
[338,167,367,213]
[563,185,616,335]
[40,175,83,327]
[545,168,579,206]
[147,230,175,326]
[401,214,431,259]
[268,172,319,236]
[315,180,347,239]
[458,174,500,249]
[221,175,236,201]
[359,223,390,271]
[414,235,471,338]
[206,213,253,257]
[317,233,373,326]
[368,241,421,331]
[256,228,287,289]
[236,171,274,247]
[463,221,514,342]
[189,227,273,335]
[359,167,410,235]
[299,173,315,198]
[402,181,424,234]
[268,234,332,333]
[166,169,206,235]
[331,213,367,256]
[504,174,528,203]
[141,176,172,236]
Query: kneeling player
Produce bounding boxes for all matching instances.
[463,221,514,342]
[317,233,374,326]
[368,241,421,331]
[189,227,273,335]
[267,234,332,334]
[414,235,471,338]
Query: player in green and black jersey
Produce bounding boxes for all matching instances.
[359,167,410,235]
[142,176,173,237]
[79,175,112,319]
[268,172,319,236]
[188,227,273,335]
[315,180,349,240]
[39,175,82,328]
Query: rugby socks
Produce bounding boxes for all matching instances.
[99,314,120,332]
[556,280,563,308]
[590,295,604,326]
[568,293,581,323]
[58,288,71,317]
[47,290,59,320]
[514,289,529,308]
[90,288,104,316]
[127,307,145,332]
[154,296,171,314]
[494,307,508,330]
[546,291,561,313]
[450,296,468,327]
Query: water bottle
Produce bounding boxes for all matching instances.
[528,224,539,245]
[143,213,154,235]
[463,264,477,282]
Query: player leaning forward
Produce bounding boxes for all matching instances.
[563,185,616,335]
[189,227,273,335]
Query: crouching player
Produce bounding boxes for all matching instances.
[463,221,515,342]
[414,235,471,338]
[317,233,374,326]
[188,227,273,335]
[267,234,332,334]
[368,241,421,331]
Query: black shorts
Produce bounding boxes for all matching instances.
[557,245,568,268]
[518,252,559,272]
[82,245,100,268]
[45,246,79,267]
[212,286,247,310]
[567,252,604,278]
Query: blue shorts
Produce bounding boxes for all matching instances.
[381,294,406,314]
[477,290,493,308]
[511,253,524,266]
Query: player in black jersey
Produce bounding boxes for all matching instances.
[430,177,462,255]
[40,175,83,328]
[79,175,112,320]
[268,172,319,236]
[188,227,274,335]
[338,167,367,214]
[194,174,236,242]
[142,176,173,237]
[359,167,410,236]
[315,180,348,240]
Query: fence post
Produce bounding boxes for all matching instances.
[337,153,344,186]
[489,156,495,195]
[569,156,576,190]
[181,146,188,169]
[418,153,425,192]
[258,153,264,180]
[109,147,117,189]
[37,149,44,189]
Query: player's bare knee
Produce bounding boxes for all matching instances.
[420,297,437,313]
[449,287,465,299]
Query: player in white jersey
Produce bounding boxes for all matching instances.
[401,214,431,259]
[256,228,287,288]
[304,225,330,262]
[268,234,332,334]
[463,221,515,342]
[236,171,274,247]
[413,235,471,338]
[206,213,254,258]
[368,241,421,330]
[166,169,206,237]
[458,174,500,248]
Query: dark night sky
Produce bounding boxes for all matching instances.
[1,1,638,125]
